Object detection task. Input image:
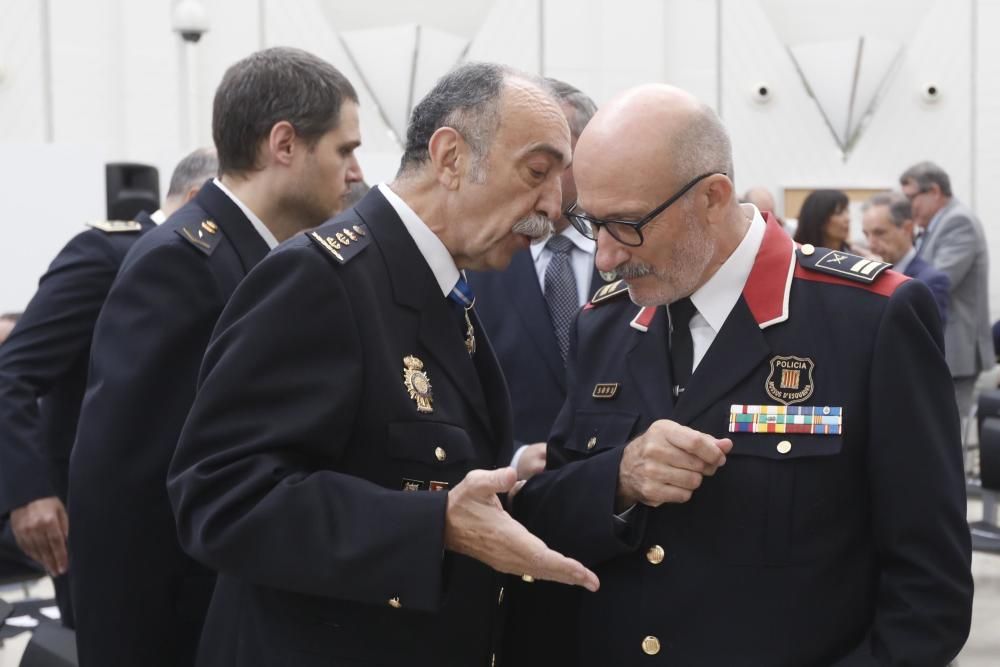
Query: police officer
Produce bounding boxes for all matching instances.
[0,147,216,626]
[167,63,598,667]
[68,47,363,666]
[513,84,973,665]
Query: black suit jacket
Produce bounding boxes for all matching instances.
[904,254,951,326]
[168,189,511,667]
[514,220,973,666]
[468,245,602,445]
[468,246,603,667]
[0,213,154,515]
[68,181,270,667]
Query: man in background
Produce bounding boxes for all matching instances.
[900,160,993,417]
[0,148,216,627]
[862,192,950,324]
[68,47,362,666]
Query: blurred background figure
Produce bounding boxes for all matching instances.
[793,188,859,252]
[0,313,19,346]
[862,192,950,324]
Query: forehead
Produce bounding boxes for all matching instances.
[496,82,571,165]
[862,204,893,225]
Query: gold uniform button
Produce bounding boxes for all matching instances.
[586,436,598,450]
[434,446,447,462]
[642,635,661,655]
[801,243,815,256]
[777,440,792,455]
[521,574,535,583]
[388,596,402,609]
[646,544,665,565]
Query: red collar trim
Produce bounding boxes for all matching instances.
[630,306,657,332]
[742,213,795,329]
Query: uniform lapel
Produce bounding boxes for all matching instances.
[356,190,494,436]
[674,214,792,425]
[625,306,675,420]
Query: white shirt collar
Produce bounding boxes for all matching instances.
[212,178,279,250]
[689,204,766,334]
[894,246,917,274]
[150,209,166,224]
[377,183,460,297]
[529,224,596,261]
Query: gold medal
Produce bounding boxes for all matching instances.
[402,355,434,413]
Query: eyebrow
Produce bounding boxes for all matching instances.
[522,142,569,167]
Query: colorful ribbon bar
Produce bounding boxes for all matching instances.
[729,404,843,434]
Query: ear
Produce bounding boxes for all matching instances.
[266,121,298,168]
[703,174,734,223]
[427,127,465,190]
[902,219,915,236]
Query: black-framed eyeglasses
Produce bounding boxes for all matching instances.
[565,171,725,247]
[904,187,931,202]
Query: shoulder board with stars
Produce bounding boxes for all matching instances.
[308,221,370,265]
[87,220,142,234]
[587,279,629,306]
[796,244,891,285]
[175,219,223,256]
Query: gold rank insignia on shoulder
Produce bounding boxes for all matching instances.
[308,221,371,265]
[592,383,619,399]
[799,249,891,284]
[402,355,434,413]
[87,220,142,233]
[589,279,630,306]
[176,220,223,256]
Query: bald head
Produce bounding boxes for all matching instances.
[574,85,733,210]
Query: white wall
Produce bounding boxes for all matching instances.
[1,0,999,314]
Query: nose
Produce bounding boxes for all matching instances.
[536,174,563,222]
[594,225,630,273]
[346,155,364,184]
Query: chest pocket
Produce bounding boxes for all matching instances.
[700,432,846,565]
[565,411,639,457]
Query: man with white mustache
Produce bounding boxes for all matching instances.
[167,62,598,666]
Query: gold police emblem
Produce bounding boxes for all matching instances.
[403,355,434,413]
[765,355,815,405]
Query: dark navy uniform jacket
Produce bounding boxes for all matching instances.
[514,217,973,666]
[168,188,511,667]
[68,181,270,667]
[469,251,603,667]
[0,214,154,517]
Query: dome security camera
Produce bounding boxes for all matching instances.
[172,0,210,43]
[920,82,942,104]
[751,82,773,105]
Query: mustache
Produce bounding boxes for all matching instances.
[512,214,553,241]
[615,261,654,279]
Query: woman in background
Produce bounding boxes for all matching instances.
[793,189,859,252]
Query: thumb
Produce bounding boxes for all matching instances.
[475,467,518,495]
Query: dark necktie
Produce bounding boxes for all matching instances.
[668,297,697,403]
[448,275,476,356]
[544,235,578,362]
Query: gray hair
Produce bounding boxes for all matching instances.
[166,148,218,198]
[544,78,597,137]
[212,47,357,175]
[865,192,912,228]
[399,62,554,183]
[899,161,952,197]
[671,103,735,191]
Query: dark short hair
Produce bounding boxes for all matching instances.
[545,78,597,137]
[166,148,218,198]
[398,62,509,178]
[212,47,358,175]
[793,189,849,246]
[899,161,952,197]
[865,192,912,228]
